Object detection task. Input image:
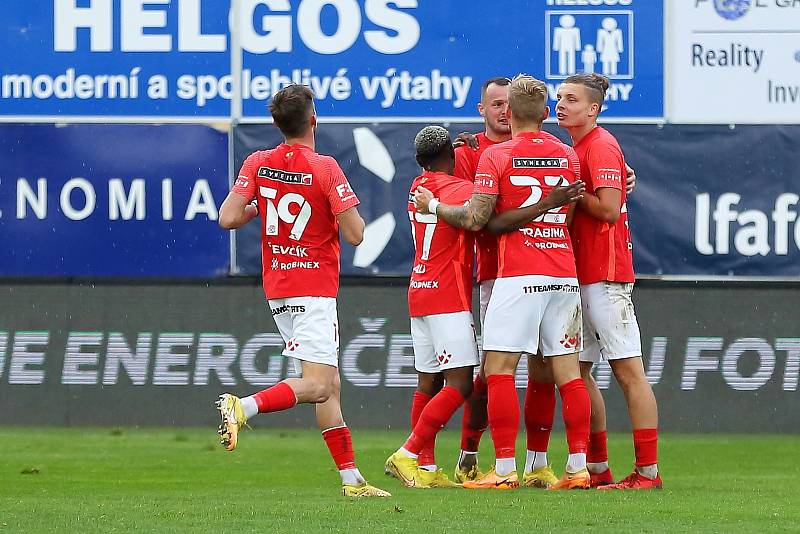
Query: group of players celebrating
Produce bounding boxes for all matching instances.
[214,72,661,498]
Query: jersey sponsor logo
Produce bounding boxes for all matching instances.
[271,260,321,270]
[519,227,566,239]
[271,305,306,316]
[235,176,249,188]
[412,264,426,274]
[410,280,439,289]
[522,283,579,293]
[512,157,569,169]
[257,166,313,186]
[269,244,310,258]
[476,173,494,188]
[336,183,357,202]
[597,168,623,183]
[533,241,570,250]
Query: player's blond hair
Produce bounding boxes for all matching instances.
[508,74,547,124]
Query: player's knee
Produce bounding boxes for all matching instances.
[450,378,473,400]
[308,379,334,403]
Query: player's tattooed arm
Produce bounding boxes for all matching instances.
[485,180,585,235]
[414,187,497,231]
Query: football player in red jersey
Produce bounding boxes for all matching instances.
[452,77,569,488]
[452,76,639,487]
[556,73,662,490]
[384,126,479,489]
[214,84,390,498]
[415,75,592,490]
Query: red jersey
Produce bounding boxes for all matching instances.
[232,143,360,299]
[455,130,565,282]
[473,131,580,279]
[570,126,635,284]
[407,171,475,317]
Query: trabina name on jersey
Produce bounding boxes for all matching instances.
[519,227,566,239]
[13,177,219,221]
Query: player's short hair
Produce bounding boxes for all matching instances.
[268,84,315,138]
[480,76,511,102]
[564,73,609,106]
[414,126,452,167]
[508,74,547,123]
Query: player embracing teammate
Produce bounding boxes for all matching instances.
[414,75,592,490]
[384,126,479,489]
[556,74,662,489]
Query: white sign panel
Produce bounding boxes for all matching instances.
[668,0,800,123]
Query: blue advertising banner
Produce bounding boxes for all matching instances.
[234,123,800,279]
[0,0,663,119]
[0,123,229,277]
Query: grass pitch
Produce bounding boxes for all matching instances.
[1,427,798,533]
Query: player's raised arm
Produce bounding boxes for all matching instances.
[413,186,496,232]
[485,180,585,234]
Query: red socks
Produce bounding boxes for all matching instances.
[410,391,436,465]
[633,428,658,466]
[524,379,555,452]
[460,374,488,451]
[403,386,465,454]
[487,374,519,459]
[253,381,297,413]
[588,430,609,463]
[558,378,590,454]
[322,426,356,470]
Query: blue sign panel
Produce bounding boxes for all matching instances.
[234,123,800,279]
[0,123,229,276]
[0,1,663,119]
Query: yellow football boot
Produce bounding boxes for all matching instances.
[384,451,430,488]
[418,468,461,488]
[342,482,392,497]
[454,464,484,484]
[215,393,248,451]
[523,465,559,488]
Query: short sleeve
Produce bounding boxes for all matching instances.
[231,152,259,200]
[324,158,361,215]
[564,145,581,183]
[473,148,501,195]
[587,141,624,191]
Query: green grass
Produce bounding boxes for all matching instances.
[1,428,798,533]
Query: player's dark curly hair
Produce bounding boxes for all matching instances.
[564,73,609,106]
[414,125,453,170]
[269,84,315,138]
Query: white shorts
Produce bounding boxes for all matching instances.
[483,275,583,357]
[579,282,643,364]
[479,279,495,332]
[269,296,339,368]
[411,311,480,373]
